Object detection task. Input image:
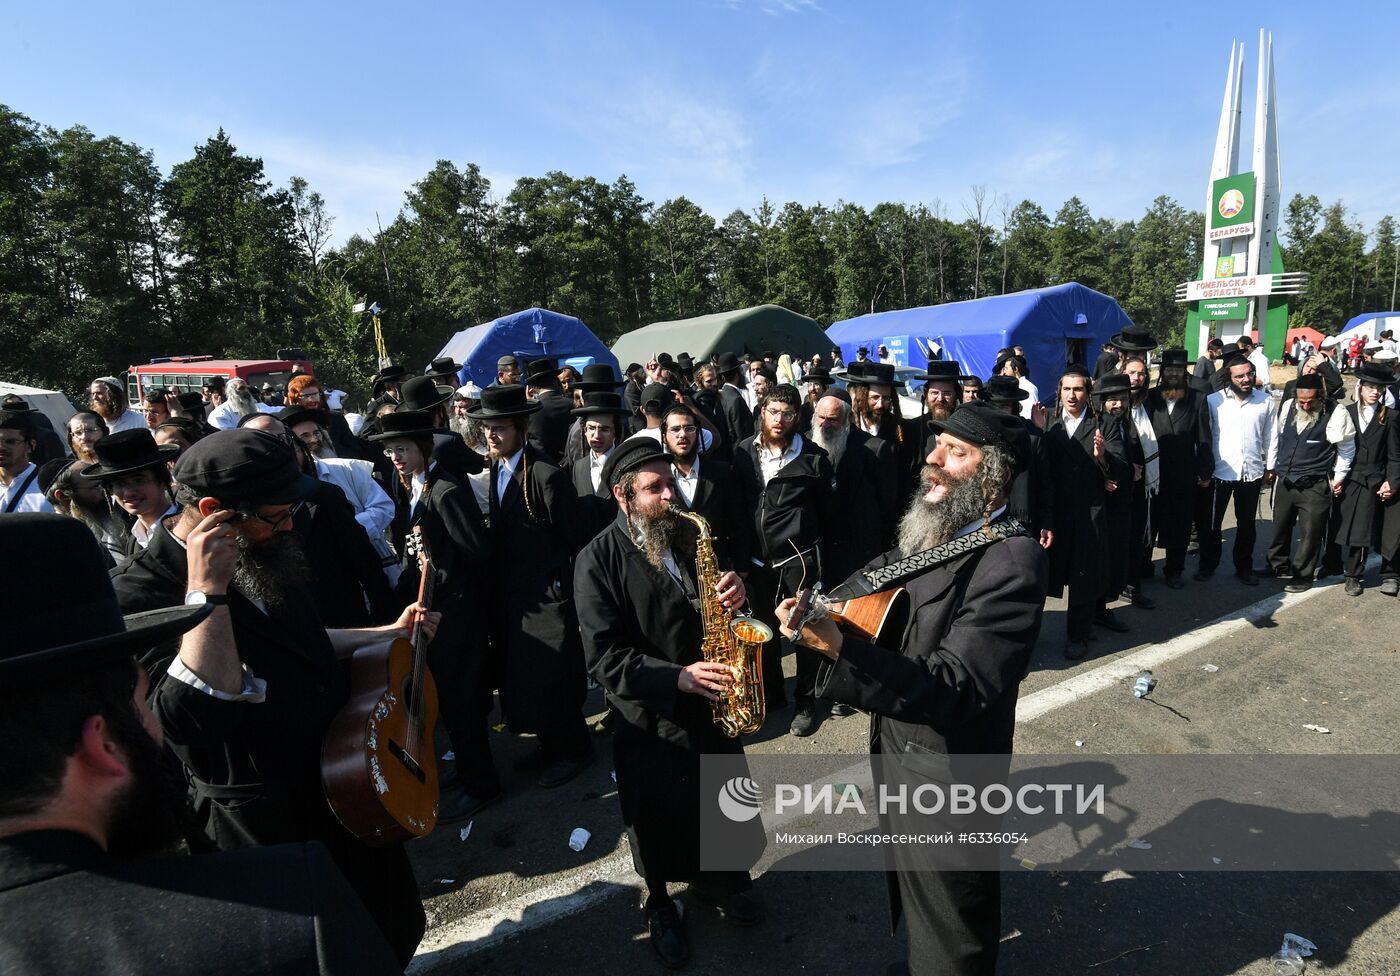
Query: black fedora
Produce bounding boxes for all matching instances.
[910,360,962,383]
[426,357,463,380]
[466,383,542,419]
[1353,363,1396,387]
[575,363,625,392]
[277,404,330,430]
[81,428,179,480]
[677,352,694,372]
[1160,348,1189,367]
[0,513,211,676]
[397,375,453,412]
[364,409,449,442]
[371,364,411,397]
[1094,373,1131,396]
[1111,326,1157,353]
[978,376,1029,403]
[524,357,560,385]
[803,367,833,385]
[715,352,742,375]
[843,361,903,389]
[571,391,626,417]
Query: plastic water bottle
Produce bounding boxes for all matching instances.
[1133,670,1156,699]
[1270,948,1305,976]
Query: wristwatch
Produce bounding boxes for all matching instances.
[185,590,230,607]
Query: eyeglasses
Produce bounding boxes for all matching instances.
[583,423,615,435]
[382,445,414,458]
[763,408,797,421]
[70,426,105,436]
[234,501,303,529]
[666,424,698,435]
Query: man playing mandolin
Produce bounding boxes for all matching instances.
[779,402,1048,976]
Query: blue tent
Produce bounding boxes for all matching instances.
[826,283,1132,403]
[433,308,619,388]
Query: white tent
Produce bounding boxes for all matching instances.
[0,381,77,435]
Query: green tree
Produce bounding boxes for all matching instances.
[1003,200,1051,292]
[650,196,717,319]
[1048,196,1098,289]
[1125,196,1200,343]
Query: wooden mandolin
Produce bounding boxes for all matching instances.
[788,582,910,650]
[322,527,440,844]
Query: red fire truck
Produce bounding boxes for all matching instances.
[125,351,314,407]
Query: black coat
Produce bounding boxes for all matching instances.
[1007,421,1056,537]
[1044,411,1129,597]
[527,389,573,463]
[298,479,396,628]
[575,517,759,882]
[1094,349,1119,379]
[489,444,588,733]
[570,451,618,544]
[1146,388,1214,549]
[719,384,754,449]
[394,466,491,634]
[1337,403,1400,554]
[1101,412,1137,597]
[670,454,753,571]
[827,428,898,584]
[732,434,836,577]
[109,522,425,964]
[0,831,400,976]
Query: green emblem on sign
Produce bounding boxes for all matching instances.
[1210,172,1255,229]
[1215,255,1236,278]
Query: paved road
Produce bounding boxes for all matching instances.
[404,519,1400,975]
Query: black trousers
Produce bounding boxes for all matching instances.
[1267,479,1333,581]
[1345,546,1400,581]
[750,556,818,706]
[898,869,1001,976]
[1199,478,1263,574]
[1125,483,1152,589]
[644,869,751,910]
[428,616,499,796]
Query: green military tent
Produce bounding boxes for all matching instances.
[610,305,829,367]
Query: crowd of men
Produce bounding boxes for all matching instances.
[2,326,1398,976]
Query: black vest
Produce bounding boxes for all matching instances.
[1275,402,1336,481]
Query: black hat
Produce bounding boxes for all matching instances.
[524,357,560,385]
[0,409,34,437]
[843,361,903,389]
[0,395,32,411]
[978,376,1029,403]
[1223,352,1251,370]
[1063,363,1091,378]
[38,458,86,498]
[176,391,206,414]
[625,362,643,376]
[575,363,625,391]
[856,346,870,356]
[716,352,742,374]
[364,409,448,442]
[203,376,226,391]
[640,382,673,412]
[656,352,676,370]
[397,375,453,412]
[803,367,833,385]
[1353,363,1395,386]
[912,360,962,383]
[1111,326,1157,352]
[81,428,179,480]
[277,404,330,430]
[0,514,212,677]
[1093,374,1131,397]
[466,383,542,419]
[677,353,694,371]
[929,401,1030,472]
[599,437,667,490]
[426,357,462,380]
[571,392,626,417]
[371,364,410,397]
[1161,348,1189,367]
[154,417,207,444]
[173,429,317,506]
[1294,374,1323,391]
[958,375,983,387]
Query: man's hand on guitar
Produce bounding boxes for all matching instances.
[678,661,733,702]
[777,597,843,660]
[392,602,441,643]
[715,571,745,611]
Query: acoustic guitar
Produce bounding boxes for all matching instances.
[322,527,440,844]
[788,582,910,650]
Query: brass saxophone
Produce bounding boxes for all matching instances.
[674,509,773,737]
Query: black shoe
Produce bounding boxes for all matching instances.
[538,752,593,789]
[789,703,822,737]
[1344,577,1363,597]
[1093,609,1130,633]
[885,964,911,976]
[1163,572,1185,590]
[1283,580,1312,594]
[1381,579,1399,597]
[438,786,500,824]
[647,903,690,970]
[829,702,855,717]
[1193,568,1214,582]
[691,888,762,927]
[1064,639,1091,661]
[512,746,549,773]
[1235,569,1259,586]
[1121,587,1156,609]
[1272,565,1294,579]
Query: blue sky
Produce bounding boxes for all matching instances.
[6,1,1398,245]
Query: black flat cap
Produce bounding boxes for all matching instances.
[173,429,316,506]
[929,401,1031,472]
[600,436,667,489]
[640,382,673,409]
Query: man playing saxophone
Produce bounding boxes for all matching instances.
[575,438,762,970]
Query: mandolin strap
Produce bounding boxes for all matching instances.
[825,516,1029,602]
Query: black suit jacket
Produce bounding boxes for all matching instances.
[826,428,897,583]
[672,454,752,571]
[732,434,836,575]
[571,452,618,543]
[528,389,573,463]
[298,480,396,627]
[0,831,400,976]
[719,384,754,449]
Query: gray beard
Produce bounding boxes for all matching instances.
[227,390,259,416]
[896,466,992,555]
[808,424,848,467]
[233,532,310,612]
[450,415,483,447]
[631,506,680,572]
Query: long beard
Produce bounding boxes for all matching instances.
[91,400,119,421]
[631,504,686,572]
[71,496,120,538]
[232,532,310,612]
[227,389,259,415]
[928,402,954,422]
[896,465,994,555]
[73,444,99,462]
[809,424,848,467]
[312,440,336,460]
[450,415,483,447]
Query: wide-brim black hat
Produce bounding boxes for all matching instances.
[572,392,626,417]
[1354,363,1396,386]
[842,361,904,389]
[1093,374,1132,396]
[1,514,212,676]
[575,364,625,391]
[426,357,463,379]
[803,368,833,385]
[1111,327,1157,352]
[677,353,694,370]
[715,352,742,374]
[81,428,179,480]
[978,376,1029,403]
[364,409,450,442]
[397,375,454,412]
[371,364,411,397]
[277,405,330,430]
[465,383,542,419]
[910,360,962,383]
[524,357,560,385]
[928,402,1030,473]
[1160,348,1189,367]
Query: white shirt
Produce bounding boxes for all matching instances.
[103,409,146,434]
[207,400,277,430]
[0,462,52,513]
[1248,347,1271,388]
[755,433,802,486]
[130,504,179,549]
[1359,404,1378,429]
[673,458,700,506]
[495,448,523,501]
[1265,402,1356,483]
[1207,387,1274,481]
[409,461,436,511]
[879,352,897,365]
[1130,403,1160,494]
[588,448,611,494]
[1018,377,1040,404]
[316,457,396,537]
[1061,410,1086,439]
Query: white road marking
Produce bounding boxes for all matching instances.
[410,571,1369,970]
